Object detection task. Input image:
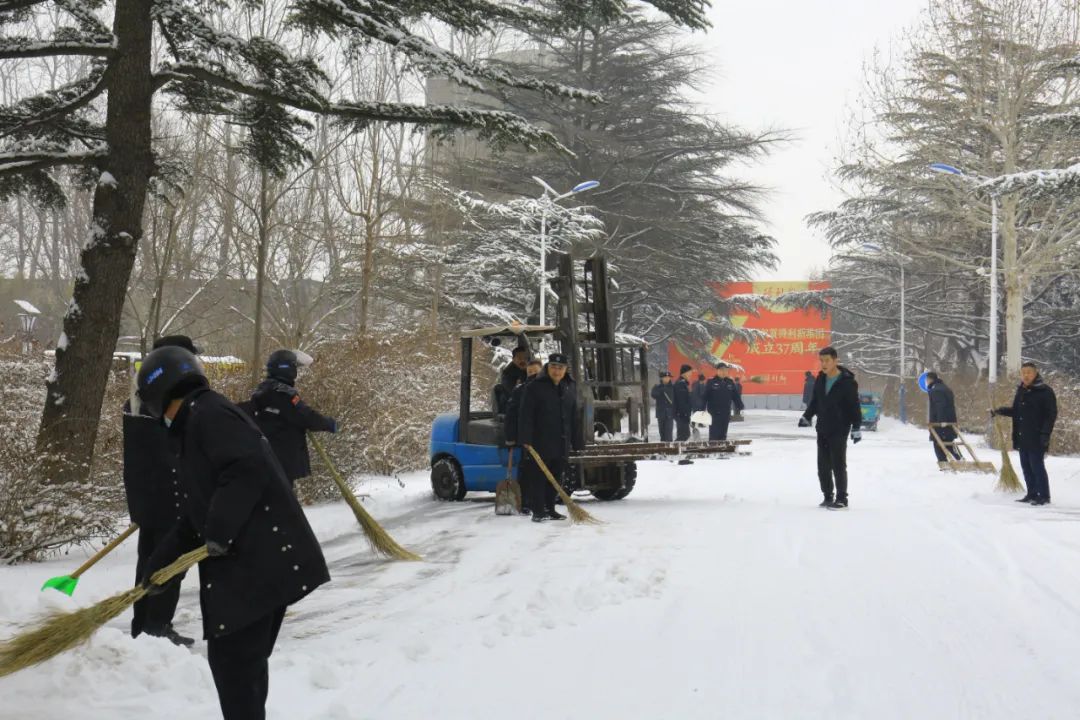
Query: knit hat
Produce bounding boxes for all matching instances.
[679,364,693,375]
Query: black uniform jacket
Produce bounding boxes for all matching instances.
[519,370,582,461]
[149,388,330,640]
[245,378,336,482]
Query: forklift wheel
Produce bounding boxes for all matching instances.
[590,464,637,501]
[431,458,467,501]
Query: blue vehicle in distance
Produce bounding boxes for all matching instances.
[860,391,883,431]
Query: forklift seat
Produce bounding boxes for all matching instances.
[466,417,506,446]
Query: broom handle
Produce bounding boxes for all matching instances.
[310,434,356,502]
[71,524,138,579]
[507,448,514,478]
[524,445,575,506]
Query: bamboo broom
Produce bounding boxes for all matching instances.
[988,384,1023,493]
[0,546,208,679]
[524,446,602,526]
[310,435,421,561]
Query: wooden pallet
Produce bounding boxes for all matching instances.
[929,423,996,474]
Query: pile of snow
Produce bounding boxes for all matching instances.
[3,413,1080,719]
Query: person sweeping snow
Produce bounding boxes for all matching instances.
[992,361,1058,505]
[136,346,330,720]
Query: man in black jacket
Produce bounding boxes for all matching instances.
[499,347,530,397]
[674,364,694,442]
[993,362,1058,505]
[125,335,198,647]
[926,372,962,464]
[518,353,581,522]
[651,371,676,441]
[704,362,744,441]
[799,347,862,510]
[504,359,542,445]
[246,350,337,486]
[137,346,330,720]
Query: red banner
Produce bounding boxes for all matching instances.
[668,281,831,394]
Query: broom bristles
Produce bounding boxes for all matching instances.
[311,436,421,561]
[0,546,207,679]
[994,422,1024,493]
[526,446,602,526]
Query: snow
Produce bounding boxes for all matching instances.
[56,332,68,351]
[3,412,1080,719]
[97,171,117,188]
[13,300,41,315]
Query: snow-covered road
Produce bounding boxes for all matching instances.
[3,411,1080,719]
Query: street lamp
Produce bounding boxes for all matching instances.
[929,162,999,384]
[862,243,909,423]
[532,176,600,326]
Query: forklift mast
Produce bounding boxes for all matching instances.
[551,253,650,447]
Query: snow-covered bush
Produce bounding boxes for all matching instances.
[0,357,117,563]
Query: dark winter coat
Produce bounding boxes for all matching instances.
[996,377,1058,451]
[802,374,815,405]
[149,388,330,640]
[651,382,675,420]
[504,375,535,444]
[500,362,528,395]
[245,378,336,482]
[674,377,693,420]
[518,368,581,461]
[704,376,744,416]
[123,399,185,530]
[802,367,861,436]
[691,380,708,412]
[927,380,958,425]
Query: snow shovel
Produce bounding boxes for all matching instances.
[495,448,521,515]
[524,446,601,525]
[41,524,139,597]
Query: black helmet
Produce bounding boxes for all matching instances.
[267,349,298,383]
[153,334,199,354]
[137,346,207,418]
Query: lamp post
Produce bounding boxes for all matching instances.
[928,162,999,384]
[863,244,908,423]
[532,177,599,326]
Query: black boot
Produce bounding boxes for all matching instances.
[547,509,566,521]
[827,497,849,510]
[1015,495,1034,503]
[818,495,834,508]
[532,512,548,523]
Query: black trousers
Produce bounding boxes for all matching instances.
[675,416,691,442]
[207,606,287,720]
[520,456,564,514]
[132,525,184,637]
[1019,449,1051,500]
[816,432,849,500]
[657,412,674,442]
[709,412,730,441]
[931,427,962,462]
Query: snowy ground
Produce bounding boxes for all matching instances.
[3,411,1080,720]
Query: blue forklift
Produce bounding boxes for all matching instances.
[428,253,748,502]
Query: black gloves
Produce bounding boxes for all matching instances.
[851,430,862,444]
[206,539,229,557]
[798,417,811,428]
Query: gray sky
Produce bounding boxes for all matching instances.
[699,0,930,280]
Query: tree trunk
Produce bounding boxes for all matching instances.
[251,168,271,385]
[1000,194,1022,376]
[36,0,154,484]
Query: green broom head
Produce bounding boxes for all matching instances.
[0,546,207,679]
[40,575,79,597]
[994,422,1024,493]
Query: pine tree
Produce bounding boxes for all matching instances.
[0,0,711,484]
